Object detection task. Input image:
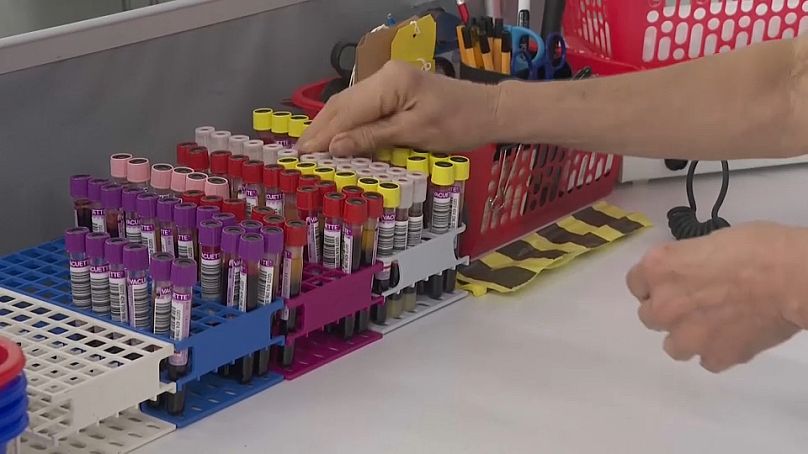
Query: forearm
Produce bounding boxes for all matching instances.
[495,37,808,160]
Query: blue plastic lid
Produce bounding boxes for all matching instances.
[0,413,27,444]
[0,376,26,410]
[0,394,27,430]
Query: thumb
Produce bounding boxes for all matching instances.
[328,117,404,156]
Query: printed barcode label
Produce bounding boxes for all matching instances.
[341,226,354,274]
[127,277,150,329]
[116,213,125,239]
[322,223,341,269]
[142,224,158,256]
[169,292,192,366]
[394,219,409,251]
[161,228,175,254]
[226,258,241,308]
[450,188,461,229]
[126,218,142,244]
[236,183,246,200]
[258,259,275,305]
[109,271,127,322]
[374,260,392,282]
[201,252,222,299]
[306,216,320,263]
[431,191,451,234]
[69,260,91,308]
[276,138,292,148]
[239,265,248,313]
[178,234,194,259]
[281,251,293,299]
[90,265,110,314]
[266,193,284,216]
[153,285,172,335]
[407,215,423,247]
[91,209,106,233]
[245,189,259,217]
[377,214,395,257]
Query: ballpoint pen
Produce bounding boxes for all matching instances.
[455,0,470,24]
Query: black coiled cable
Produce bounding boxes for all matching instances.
[666,160,731,240]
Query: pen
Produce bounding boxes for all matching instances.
[493,18,503,73]
[461,27,477,69]
[483,16,494,51]
[470,26,485,69]
[455,0,470,24]
[479,31,494,71]
[541,0,566,39]
[517,0,531,51]
[501,30,512,75]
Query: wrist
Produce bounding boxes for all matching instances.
[777,226,808,329]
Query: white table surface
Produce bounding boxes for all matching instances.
[138,163,808,454]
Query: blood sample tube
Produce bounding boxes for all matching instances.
[210,150,231,178]
[319,158,335,168]
[263,164,284,215]
[322,192,344,270]
[361,192,382,267]
[123,243,151,329]
[358,177,379,194]
[174,203,197,261]
[213,212,237,228]
[334,171,357,192]
[150,164,173,198]
[351,157,372,169]
[188,147,210,173]
[65,227,91,309]
[388,167,407,179]
[199,219,223,302]
[375,148,393,163]
[429,152,451,170]
[136,193,160,256]
[271,111,292,147]
[253,108,273,143]
[157,196,181,255]
[280,149,299,159]
[209,130,232,153]
[372,182,400,322]
[299,174,320,189]
[314,167,335,182]
[197,205,219,227]
[336,164,355,173]
[255,225,284,375]
[236,233,264,383]
[300,154,319,163]
[101,183,125,238]
[443,156,470,293]
[287,114,308,148]
[369,162,390,175]
[171,167,193,196]
[181,190,204,206]
[280,219,306,365]
[195,126,215,149]
[312,152,331,161]
[356,168,374,179]
[251,206,274,223]
[227,154,249,199]
[262,144,282,166]
[244,139,264,162]
[240,219,263,235]
[430,161,455,234]
[88,178,109,233]
[297,186,321,263]
[70,175,93,230]
[204,176,230,200]
[391,148,411,168]
[110,153,132,184]
[200,195,224,210]
[122,187,143,244]
[229,135,250,157]
[295,162,317,177]
[280,169,301,220]
[242,160,265,217]
[408,171,428,247]
[317,180,337,199]
[222,198,247,221]
[105,237,129,322]
[166,257,197,415]
[410,150,430,159]
[406,155,430,173]
[342,185,364,201]
[176,142,196,167]
[150,252,174,336]
[278,157,299,170]
[394,178,413,252]
[263,214,286,230]
[221,226,245,309]
[127,158,151,189]
[344,197,368,336]
[333,156,351,165]
[185,172,208,193]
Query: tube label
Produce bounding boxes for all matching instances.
[178,234,195,259]
[266,193,284,216]
[306,215,320,263]
[322,223,341,269]
[127,277,149,329]
[341,226,354,274]
[239,264,249,313]
[160,228,175,254]
[201,251,222,300]
[126,217,142,245]
[91,209,106,233]
[90,264,110,314]
[450,185,461,229]
[245,188,259,216]
[142,224,158,256]
[109,270,127,323]
[258,258,275,305]
[226,258,242,308]
[153,284,172,335]
[169,291,192,366]
[431,191,451,234]
[378,213,395,257]
[407,214,423,247]
[394,219,409,251]
[69,259,91,308]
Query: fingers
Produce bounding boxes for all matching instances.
[328,114,408,156]
[626,263,650,302]
[662,312,712,361]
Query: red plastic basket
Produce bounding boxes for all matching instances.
[564,0,808,69]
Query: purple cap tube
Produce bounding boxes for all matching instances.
[101,184,123,210]
[212,212,237,228]
[174,203,197,230]
[87,178,109,203]
[197,205,220,226]
[104,238,128,265]
[123,244,149,270]
[150,252,174,281]
[199,220,223,247]
[221,226,245,255]
[238,233,264,263]
[261,226,284,255]
[137,193,159,219]
[239,220,263,234]
[157,197,181,223]
[86,232,110,259]
[64,227,89,253]
[70,175,91,199]
[171,258,198,287]
[123,187,144,213]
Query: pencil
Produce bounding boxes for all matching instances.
[479,31,494,71]
[470,26,485,69]
[500,30,512,75]
[456,25,469,66]
[461,26,477,68]
[492,19,503,73]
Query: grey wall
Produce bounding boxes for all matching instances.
[0,0,453,254]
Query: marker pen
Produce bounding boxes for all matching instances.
[263,214,286,230]
[253,108,273,144]
[394,178,413,252]
[255,225,284,376]
[263,144,283,165]
[391,148,411,168]
[263,164,284,215]
[150,252,174,336]
[280,220,306,366]
[170,167,193,196]
[407,172,428,247]
[176,143,196,167]
[321,192,344,270]
[123,243,151,330]
[166,257,197,415]
[150,164,174,198]
[127,158,151,189]
[137,193,160,257]
[271,111,293,147]
[181,190,204,206]
[157,196,181,255]
[227,154,249,199]
[229,135,250,157]
[287,114,309,148]
[122,187,143,244]
[242,160,264,217]
[369,162,390,175]
[296,186,321,264]
[280,169,301,220]
[88,178,109,233]
[212,212,237,228]
[334,171,357,192]
[251,206,274,223]
[209,131,232,154]
[199,220,224,302]
[101,183,125,238]
[221,226,246,309]
[195,126,215,149]
[351,157,372,169]
[65,227,91,309]
[314,167,335,182]
[204,176,230,200]
[209,150,232,178]
[188,147,210,173]
[70,175,94,230]
[200,195,224,210]
[236,232,264,383]
[278,157,299,170]
[105,237,129,323]
[342,185,364,201]
[375,148,393,163]
[240,219,263,235]
[244,139,265,162]
[110,153,132,184]
[222,198,247,221]
[174,203,197,261]
[197,205,220,226]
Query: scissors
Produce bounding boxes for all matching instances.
[506,26,567,81]
[320,41,357,103]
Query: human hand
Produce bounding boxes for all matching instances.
[626,222,808,373]
[297,60,502,156]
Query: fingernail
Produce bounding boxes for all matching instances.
[330,135,355,156]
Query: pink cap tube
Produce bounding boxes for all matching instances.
[171,166,193,193]
[126,157,151,184]
[186,172,208,192]
[204,176,230,199]
[150,163,173,190]
[110,153,132,179]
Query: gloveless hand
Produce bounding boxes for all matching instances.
[297,60,502,156]
[627,222,808,373]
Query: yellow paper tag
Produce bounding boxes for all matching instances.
[390,15,436,72]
